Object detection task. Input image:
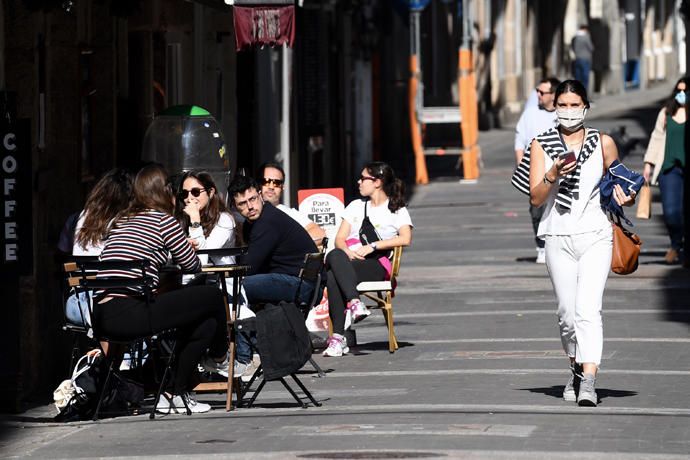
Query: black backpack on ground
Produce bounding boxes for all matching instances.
[255,301,312,381]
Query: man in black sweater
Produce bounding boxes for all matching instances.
[229,175,318,305]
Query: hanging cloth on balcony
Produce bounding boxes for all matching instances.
[233,5,295,51]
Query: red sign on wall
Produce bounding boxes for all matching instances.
[233,6,295,51]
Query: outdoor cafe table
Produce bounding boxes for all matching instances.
[191,247,249,411]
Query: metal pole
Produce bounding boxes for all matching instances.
[409,9,429,184]
[281,43,292,206]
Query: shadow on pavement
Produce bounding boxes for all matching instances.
[353,341,415,352]
[515,256,538,263]
[661,267,690,326]
[518,386,638,401]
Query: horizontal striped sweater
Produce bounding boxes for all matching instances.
[98,210,200,297]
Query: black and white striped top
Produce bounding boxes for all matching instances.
[98,210,200,297]
[511,127,600,212]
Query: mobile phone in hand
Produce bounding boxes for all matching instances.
[560,150,576,165]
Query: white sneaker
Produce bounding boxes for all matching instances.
[201,353,230,378]
[348,299,371,324]
[234,361,249,378]
[156,392,211,414]
[322,333,349,357]
[536,247,546,264]
[241,355,261,383]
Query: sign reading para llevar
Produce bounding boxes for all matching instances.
[1,119,31,275]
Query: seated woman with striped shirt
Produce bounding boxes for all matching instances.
[96,164,227,414]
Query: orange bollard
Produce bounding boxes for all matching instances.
[458,49,480,180]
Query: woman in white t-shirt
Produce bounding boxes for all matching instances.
[323,162,413,357]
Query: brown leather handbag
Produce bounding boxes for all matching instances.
[611,218,642,275]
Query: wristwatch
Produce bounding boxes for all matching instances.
[190,222,202,229]
[370,242,378,250]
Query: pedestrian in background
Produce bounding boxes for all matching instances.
[571,25,593,91]
[643,77,687,264]
[529,80,636,407]
[514,77,560,263]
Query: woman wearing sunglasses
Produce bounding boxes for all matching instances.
[322,162,413,357]
[174,171,253,378]
[175,170,237,263]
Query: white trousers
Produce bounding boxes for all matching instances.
[545,227,612,365]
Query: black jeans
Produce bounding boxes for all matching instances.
[326,248,386,335]
[95,286,227,394]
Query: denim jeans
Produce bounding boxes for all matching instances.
[242,273,314,306]
[65,290,93,327]
[573,58,591,91]
[658,166,684,250]
[237,273,314,364]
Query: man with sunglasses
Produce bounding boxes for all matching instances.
[258,162,326,244]
[514,77,560,264]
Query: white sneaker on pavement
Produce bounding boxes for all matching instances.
[536,247,546,264]
[322,333,349,357]
[156,392,211,414]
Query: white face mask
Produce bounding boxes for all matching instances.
[556,107,587,131]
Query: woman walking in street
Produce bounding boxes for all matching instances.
[529,80,636,406]
[643,77,687,264]
[322,162,413,357]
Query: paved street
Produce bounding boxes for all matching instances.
[2,85,690,459]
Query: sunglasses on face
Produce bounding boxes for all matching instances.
[261,178,284,187]
[359,175,377,182]
[178,188,207,199]
[536,89,553,96]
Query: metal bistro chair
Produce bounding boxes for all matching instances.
[239,250,326,408]
[74,258,186,420]
[61,255,98,371]
[356,245,404,353]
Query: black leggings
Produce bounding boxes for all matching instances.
[95,286,227,394]
[326,248,386,335]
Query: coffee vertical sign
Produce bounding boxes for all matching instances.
[1,118,31,275]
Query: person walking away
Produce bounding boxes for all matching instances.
[529,80,636,406]
[514,77,560,263]
[571,25,593,92]
[643,78,687,264]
